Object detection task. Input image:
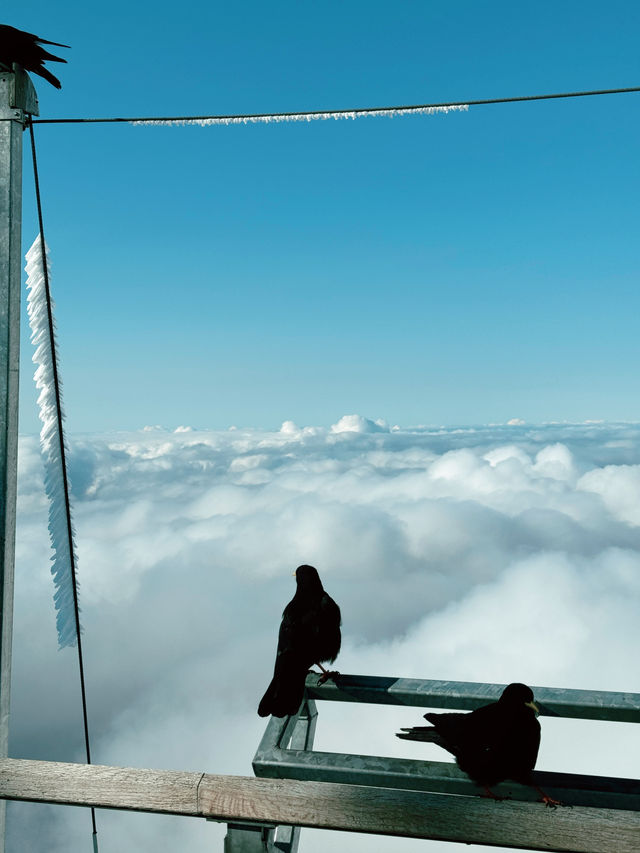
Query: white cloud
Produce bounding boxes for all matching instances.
[8,420,640,852]
[578,463,640,526]
[330,414,390,434]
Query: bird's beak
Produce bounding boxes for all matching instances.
[525,700,540,716]
[292,571,297,577]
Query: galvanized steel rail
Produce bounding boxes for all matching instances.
[304,673,640,722]
[247,673,640,852]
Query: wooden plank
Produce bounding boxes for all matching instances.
[199,774,640,852]
[1,758,639,853]
[306,674,640,722]
[0,759,202,815]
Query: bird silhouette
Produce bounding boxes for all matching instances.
[397,682,561,806]
[0,24,69,89]
[258,564,341,718]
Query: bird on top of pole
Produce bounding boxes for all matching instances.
[0,23,69,89]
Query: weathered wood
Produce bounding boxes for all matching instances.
[1,758,639,853]
[0,759,203,815]
[199,775,640,853]
[306,674,640,722]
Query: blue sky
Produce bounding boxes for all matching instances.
[12,1,640,433]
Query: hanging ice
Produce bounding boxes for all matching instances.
[25,235,80,648]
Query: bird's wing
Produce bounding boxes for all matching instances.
[507,714,541,778]
[318,593,341,661]
[276,599,302,654]
[321,594,341,627]
[258,599,311,717]
[424,711,474,753]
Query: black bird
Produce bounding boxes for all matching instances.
[397,682,561,806]
[0,24,69,89]
[258,564,341,718]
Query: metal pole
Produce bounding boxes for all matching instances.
[0,65,38,852]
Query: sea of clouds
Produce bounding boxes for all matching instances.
[7,416,640,852]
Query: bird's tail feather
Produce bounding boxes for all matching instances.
[258,672,306,718]
[29,65,62,89]
[39,48,67,64]
[396,726,441,743]
[38,38,71,49]
[396,725,457,755]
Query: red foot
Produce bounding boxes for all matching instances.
[480,787,508,802]
[534,786,566,808]
[317,669,340,685]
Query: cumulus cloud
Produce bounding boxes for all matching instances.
[330,414,390,434]
[8,420,640,852]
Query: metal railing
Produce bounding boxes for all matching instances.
[232,674,640,852]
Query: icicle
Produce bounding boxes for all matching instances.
[25,236,80,649]
[130,103,468,127]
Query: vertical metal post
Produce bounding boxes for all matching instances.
[0,66,38,852]
[224,823,276,853]
[240,699,318,853]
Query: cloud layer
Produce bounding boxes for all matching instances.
[9,419,640,851]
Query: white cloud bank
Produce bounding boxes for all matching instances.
[8,419,640,852]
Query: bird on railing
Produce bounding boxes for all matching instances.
[258,564,341,718]
[397,682,562,807]
[0,24,69,89]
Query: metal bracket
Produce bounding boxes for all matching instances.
[0,67,39,123]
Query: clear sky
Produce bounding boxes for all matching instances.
[12,1,640,434]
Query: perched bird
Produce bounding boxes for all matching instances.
[397,682,560,806]
[258,564,341,718]
[0,24,69,89]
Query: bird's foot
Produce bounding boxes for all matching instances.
[316,670,340,685]
[480,787,509,802]
[541,794,567,809]
[533,786,567,809]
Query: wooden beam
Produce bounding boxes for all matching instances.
[0,758,202,815]
[1,758,639,853]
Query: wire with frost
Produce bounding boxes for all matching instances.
[130,103,469,127]
[25,235,80,649]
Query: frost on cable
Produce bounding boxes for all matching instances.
[25,235,80,649]
[130,103,469,127]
